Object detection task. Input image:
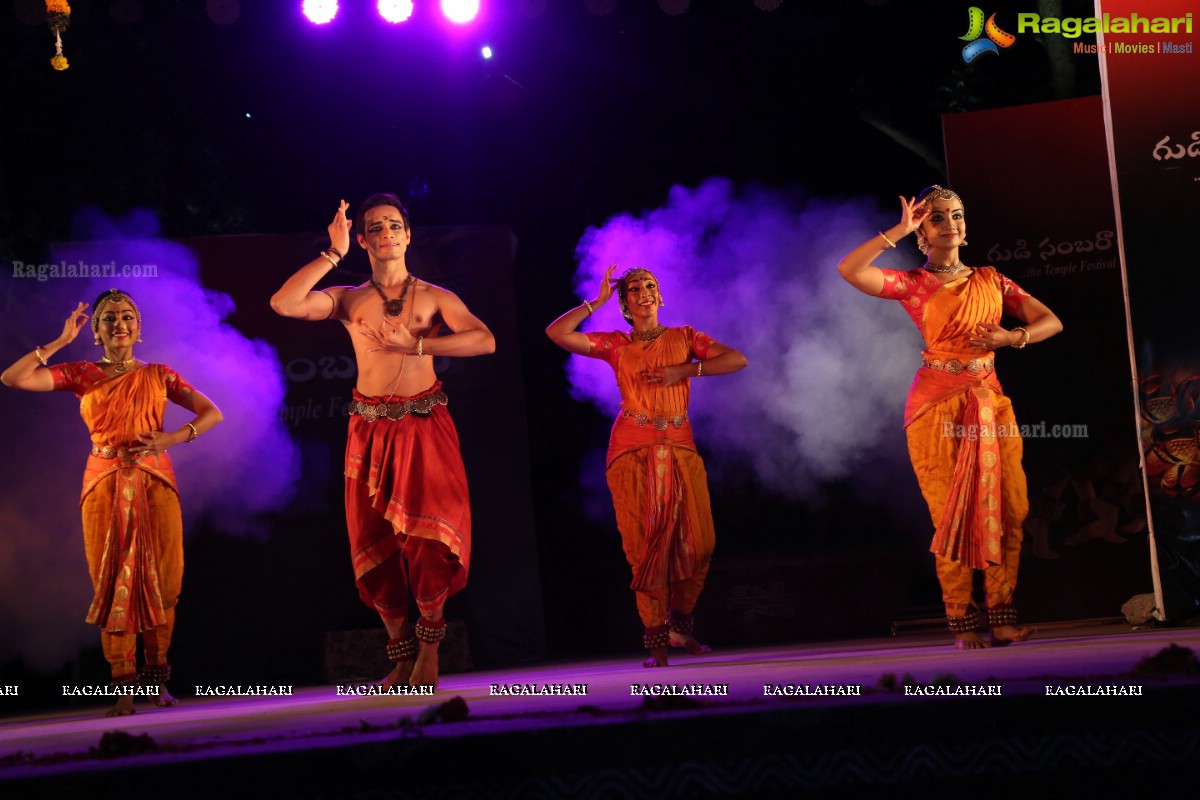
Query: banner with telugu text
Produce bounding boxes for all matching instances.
[1097,0,1200,621]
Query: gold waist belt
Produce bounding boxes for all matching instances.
[91,444,141,463]
[621,410,689,431]
[350,390,448,422]
[922,355,995,376]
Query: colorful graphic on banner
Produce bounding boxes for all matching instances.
[958,7,1017,63]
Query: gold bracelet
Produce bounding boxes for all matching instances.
[582,300,594,316]
[878,231,897,249]
[185,422,199,442]
[417,336,424,358]
[34,347,48,366]
[319,250,339,268]
[695,361,703,377]
[1011,327,1030,349]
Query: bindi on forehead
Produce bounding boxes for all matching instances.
[366,207,405,223]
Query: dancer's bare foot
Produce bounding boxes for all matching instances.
[380,659,416,689]
[669,631,711,655]
[643,647,669,668]
[107,695,136,717]
[408,643,439,689]
[990,624,1035,646]
[153,686,178,707]
[954,632,991,650]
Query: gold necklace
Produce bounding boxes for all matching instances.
[99,355,137,374]
[922,261,966,275]
[630,324,667,342]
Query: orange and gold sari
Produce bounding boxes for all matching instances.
[51,363,187,636]
[880,267,1031,615]
[587,326,716,626]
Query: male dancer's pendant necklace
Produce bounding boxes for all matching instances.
[370,274,416,317]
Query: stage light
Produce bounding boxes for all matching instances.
[441,0,481,25]
[378,0,414,23]
[302,0,338,25]
[481,45,493,59]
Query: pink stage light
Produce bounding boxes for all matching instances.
[301,0,338,25]
[378,0,414,23]
[441,0,481,25]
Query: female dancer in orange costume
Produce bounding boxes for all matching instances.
[2,290,223,713]
[548,265,747,666]
[837,187,1061,649]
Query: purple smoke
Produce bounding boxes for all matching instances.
[568,178,921,501]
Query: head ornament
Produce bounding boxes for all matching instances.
[91,288,143,343]
[915,185,966,255]
[615,267,664,325]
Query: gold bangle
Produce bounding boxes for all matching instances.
[417,336,424,358]
[185,422,199,442]
[582,300,594,316]
[319,250,339,268]
[695,361,703,377]
[878,231,897,249]
[1011,327,1030,349]
[34,347,49,366]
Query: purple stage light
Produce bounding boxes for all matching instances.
[481,45,493,59]
[302,0,338,25]
[441,0,481,25]
[378,0,414,23]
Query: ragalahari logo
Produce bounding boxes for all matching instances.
[959,7,1017,63]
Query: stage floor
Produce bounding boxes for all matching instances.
[3,622,1199,798]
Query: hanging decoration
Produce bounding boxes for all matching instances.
[46,0,71,71]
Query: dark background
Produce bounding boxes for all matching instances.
[1,1,1103,251]
[0,0,1126,700]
